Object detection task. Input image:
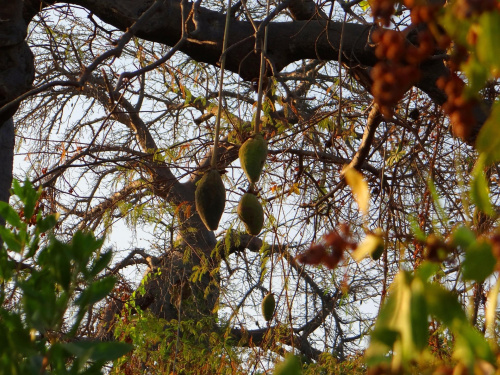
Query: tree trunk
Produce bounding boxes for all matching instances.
[0,118,14,247]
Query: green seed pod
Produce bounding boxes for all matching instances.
[273,355,302,375]
[239,134,267,183]
[237,193,264,235]
[371,240,384,261]
[371,228,384,261]
[195,169,226,231]
[261,292,275,322]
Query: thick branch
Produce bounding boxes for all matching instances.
[346,103,383,171]
[230,326,323,360]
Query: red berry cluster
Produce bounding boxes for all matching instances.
[370,0,398,26]
[404,0,441,24]
[437,74,477,140]
[371,63,420,118]
[297,224,357,269]
[371,28,437,117]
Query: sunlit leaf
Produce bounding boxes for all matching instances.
[470,155,493,215]
[352,232,383,261]
[359,0,370,11]
[476,101,500,164]
[485,277,500,338]
[343,167,369,216]
[476,11,500,75]
[462,56,489,98]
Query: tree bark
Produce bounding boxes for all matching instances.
[0,118,14,247]
[0,1,34,123]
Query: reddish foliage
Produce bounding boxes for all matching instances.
[297,225,357,269]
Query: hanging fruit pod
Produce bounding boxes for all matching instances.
[371,228,385,261]
[237,192,264,235]
[261,292,276,322]
[195,169,226,231]
[239,134,267,183]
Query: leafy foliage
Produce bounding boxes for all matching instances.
[113,311,242,375]
[0,180,132,374]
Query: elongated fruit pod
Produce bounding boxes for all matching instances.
[195,169,226,231]
[371,228,384,260]
[239,134,267,183]
[261,292,275,322]
[237,192,264,236]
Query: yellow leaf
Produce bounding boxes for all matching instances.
[485,277,500,338]
[352,232,383,262]
[343,167,369,215]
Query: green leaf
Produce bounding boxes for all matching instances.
[0,226,23,252]
[12,179,40,221]
[76,276,116,307]
[410,278,428,351]
[439,7,471,46]
[36,214,58,233]
[427,179,449,224]
[462,240,495,282]
[470,155,493,215]
[0,201,23,228]
[370,327,399,348]
[476,11,500,74]
[426,283,467,328]
[409,215,427,242]
[89,251,112,277]
[39,241,72,290]
[70,231,104,267]
[476,101,500,164]
[415,261,440,281]
[455,325,495,369]
[462,56,489,98]
[452,226,476,249]
[63,341,133,362]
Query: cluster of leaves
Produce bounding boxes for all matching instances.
[0,180,132,374]
[113,308,242,375]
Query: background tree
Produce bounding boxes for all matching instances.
[1,0,500,373]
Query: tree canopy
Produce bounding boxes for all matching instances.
[1,0,500,373]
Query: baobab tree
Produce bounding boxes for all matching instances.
[1,0,499,373]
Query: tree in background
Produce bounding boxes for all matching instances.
[1,0,500,373]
